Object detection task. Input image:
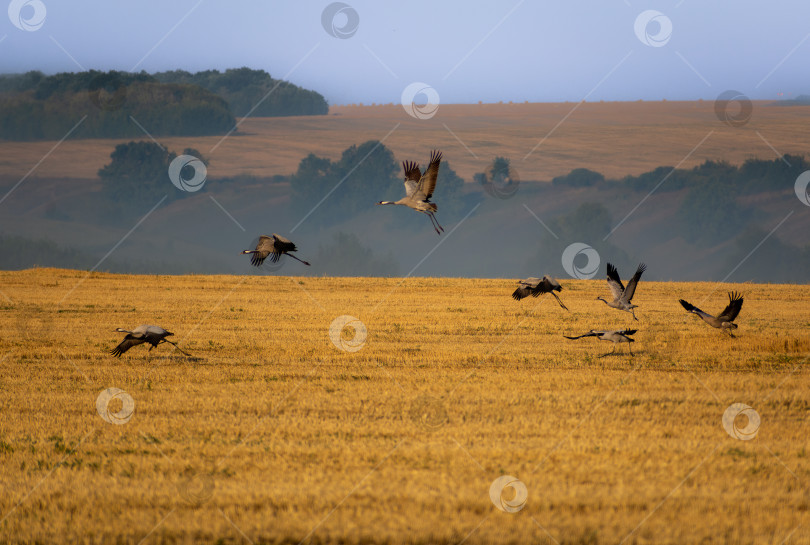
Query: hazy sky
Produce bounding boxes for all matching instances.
[1,1,809,105]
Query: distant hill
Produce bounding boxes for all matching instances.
[153,67,329,117]
[0,68,329,141]
[0,70,234,140]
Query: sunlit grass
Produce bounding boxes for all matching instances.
[0,268,808,544]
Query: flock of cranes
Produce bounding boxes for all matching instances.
[511,261,744,356]
[110,149,746,358]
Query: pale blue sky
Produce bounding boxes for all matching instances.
[1,0,808,105]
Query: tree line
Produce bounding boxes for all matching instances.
[0,68,328,141]
[153,68,328,117]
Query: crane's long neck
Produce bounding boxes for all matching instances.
[596,297,608,305]
[377,201,397,205]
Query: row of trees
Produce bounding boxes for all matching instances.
[154,68,328,117]
[0,71,234,140]
[0,68,329,141]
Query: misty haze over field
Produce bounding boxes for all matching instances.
[1,1,809,281]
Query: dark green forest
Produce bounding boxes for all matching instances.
[0,68,328,141]
[153,68,328,117]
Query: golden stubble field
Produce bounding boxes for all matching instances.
[2,101,810,183]
[1,268,809,544]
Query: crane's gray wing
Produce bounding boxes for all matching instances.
[622,263,646,303]
[512,278,540,300]
[267,234,297,263]
[110,335,143,357]
[619,329,638,336]
[249,235,274,266]
[512,285,532,300]
[271,234,297,252]
[542,275,562,291]
[605,263,625,301]
[402,160,421,197]
[718,291,744,322]
[418,150,442,200]
[680,299,714,321]
[564,331,599,340]
[144,325,170,337]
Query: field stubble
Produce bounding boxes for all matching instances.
[0,269,808,544]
